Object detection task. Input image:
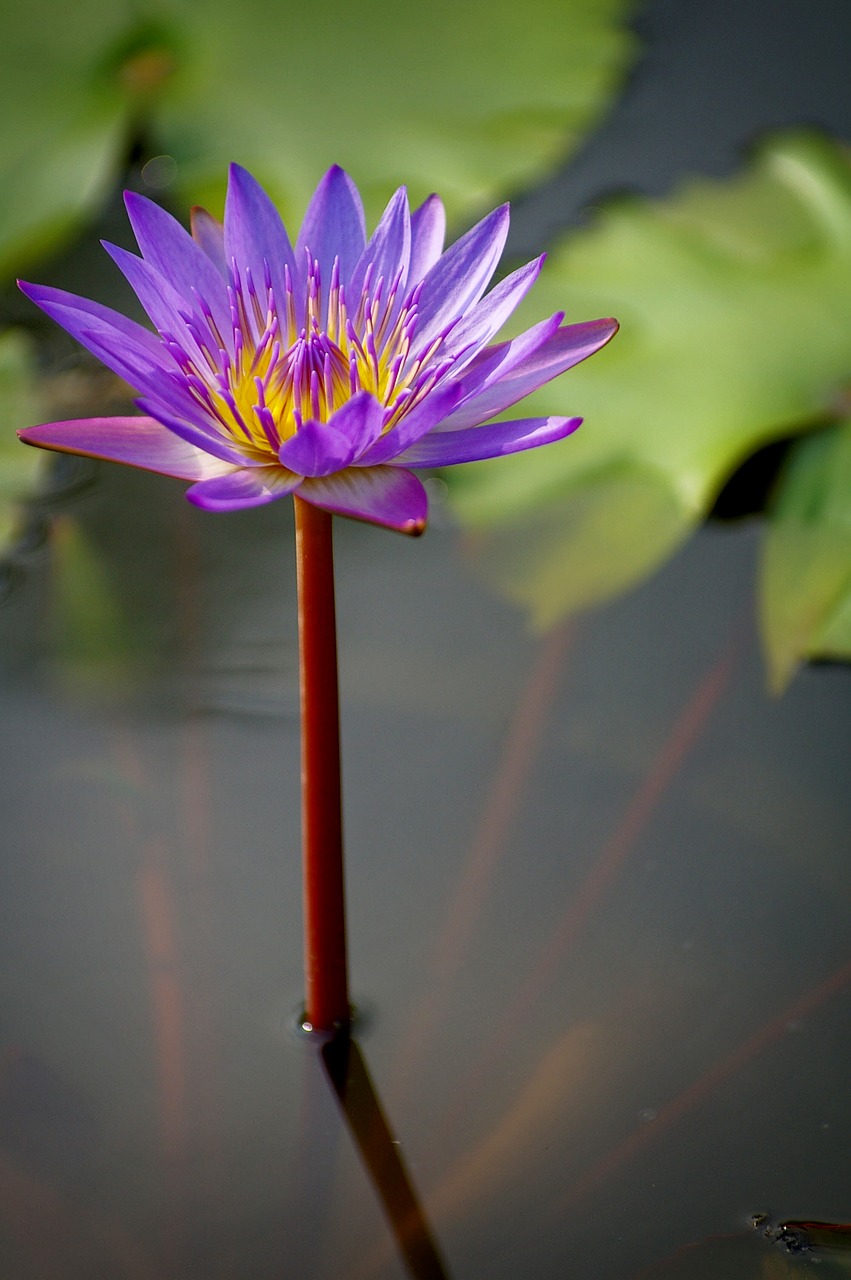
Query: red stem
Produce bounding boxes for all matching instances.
[294,497,351,1033]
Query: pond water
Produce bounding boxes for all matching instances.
[1,451,849,1278]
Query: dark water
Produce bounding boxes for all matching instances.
[1,449,849,1278]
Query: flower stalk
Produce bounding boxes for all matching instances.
[294,496,350,1033]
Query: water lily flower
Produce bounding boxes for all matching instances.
[18,165,617,534]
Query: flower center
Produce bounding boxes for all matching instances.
[169,251,456,460]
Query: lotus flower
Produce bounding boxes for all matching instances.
[18,165,616,534]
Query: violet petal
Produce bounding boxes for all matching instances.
[277,393,385,475]
[278,420,352,477]
[19,281,163,360]
[103,243,216,367]
[224,164,298,312]
[444,255,545,357]
[348,186,411,304]
[438,313,564,417]
[124,193,232,341]
[442,317,619,429]
[190,207,227,274]
[394,414,582,466]
[412,204,510,356]
[299,465,427,535]
[187,465,301,511]
[408,194,446,284]
[356,384,465,465]
[296,166,366,294]
[135,398,257,467]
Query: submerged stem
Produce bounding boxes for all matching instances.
[294,496,350,1034]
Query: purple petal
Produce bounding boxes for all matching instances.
[17,416,237,481]
[442,317,619,429]
[296,166,366,293]
[191,206,227,275]
[412,205,510,356]
[224,164,298,313]
[19,283,204,423]
[443,255,545,357]
[135,397,257,467]
[408,194,446,284]
[278,420,352,477]
[348,186,411,305]
[187,466,301,511]
[393,415,581,466]
[299,465,427,535]
[19,280,163,360]
[279,392,385,475]
[356,384,465,465]
[103,243,217,367]
[124,192,231,341]
[438,312,564,413]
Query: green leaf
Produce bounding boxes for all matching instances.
[463,460,693,628]
[0,330,43,547]
[50,515,140,691]
[1,0,636,274]
[0,5,181,277]
[760,418,851,692]
[159,0,638,224]
[450,131,851,634]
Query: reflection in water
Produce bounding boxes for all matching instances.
[391,622,576,1106]
[429,623,742,1147]
[320,1035,451,1280]
[755,1213,851,1256]
[554,951,851,1216]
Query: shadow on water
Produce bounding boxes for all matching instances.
[320,1034,452,1280]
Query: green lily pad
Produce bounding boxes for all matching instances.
[0,5,182,278]
[158,0,638,223]
[50,514,138,689]
[0,330,43,547]
[450,131,851,643]
[760,418,851,692]
[2,0,636,276]
[462,459,693,627]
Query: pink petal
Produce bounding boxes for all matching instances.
[17,416,237,481]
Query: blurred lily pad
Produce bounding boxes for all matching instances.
[51,515,138,689]
[0,4,181,278]
[450,131,851,661]
[158,0,637,222]
[2,0,636,276]
[760,417,851,692]
[0,330,43,547]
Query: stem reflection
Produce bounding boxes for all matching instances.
[320,1035,451,1280]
